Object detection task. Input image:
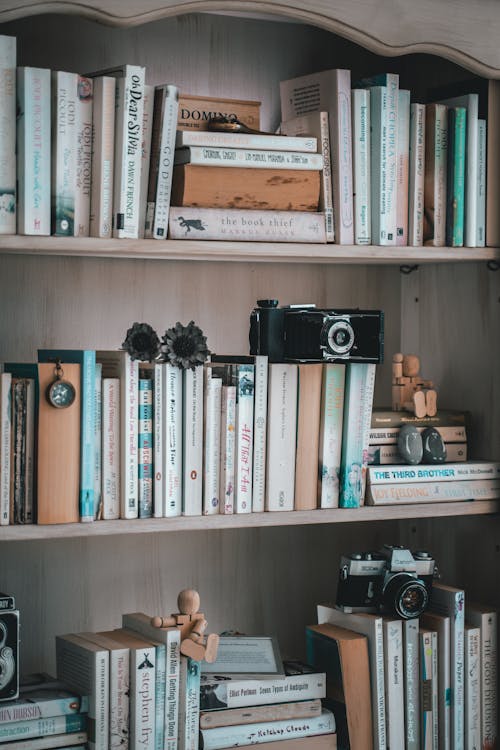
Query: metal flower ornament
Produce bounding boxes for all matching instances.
[160,320,210,370]
[122,322,161,362]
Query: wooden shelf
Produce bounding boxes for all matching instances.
[0,235,499,265]
[1,500,498,541]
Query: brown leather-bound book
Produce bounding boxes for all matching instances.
[37,362,80,524]
[171,164,321,211]
[294,363,323,510]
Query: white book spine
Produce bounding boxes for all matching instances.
[403,617,420,750]
[153,364,163,518]
[51,71,78,236]
[383,619,405,750]
[368,424,467,445]
[93,363,102,520]
[178,657,200,750]
[102,377,120,520]
[122,356,139,519]
[476,119,486,247]
[371,81,398,245]
[465,99,479,247]
[265,363,297,512]
[318,363,346,509]
[129,645,156,750]
[409,103,426,246]
[368,442,467,465]
[420,629,437,750]
[252,355,268,513]
[74,75,93,236]
[23,379,35,524]
[112,66,145,238]
[396,89,410,245]
[220,384,236,514]
[163,364,182,517]
[351,88,371,244]
[464,626,480,750]
[175,145,323,170]
[146,84,179,240]
[0,372,11,525]
[109,649,130,750]
[366,478,500,505]
[368,460,500,484]
[0,35,16,234]
[17,67,51,235]
[235,364,254,513]
[90,76,115,238]
[476,611,498,749]
[176,130,317,151]
[182,365,203,516]
[138,84,154,238]
[203,376,222,515]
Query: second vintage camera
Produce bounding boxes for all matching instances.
[249,300,384,363]
[0,592,19,702]
[335,545,437,619]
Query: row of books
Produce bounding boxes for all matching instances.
[317,582,498,750]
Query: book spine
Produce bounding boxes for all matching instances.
[430,630,439,750]
[265,363,297,512]
[476,119,487,247]
[235,364,254,513]
[403,617,420,750]
[479,611,498,750]
[23,379,35,524]
[177,130,317,151]
[51,71,77,236]
[152,644,166,750]
[464,626,480,750]
[318,363,346,509]
[163,364,182,517]
[175,145,323,170]
[138,84,154,238]
[182,365,203,516]
[368,460,500,484]
[201,670,327,710]
[0,373,11,525]
[164,628,180,750]
[12,379,26,524]
[424,103,448,246]
[332,70,354,244]
[108,648,129,750]
[89,76,115,238]
[408,102,426,246]
[138,376,153,518]
[17,68,51,235]
[464,96,479,247]
[317,111,334,242]
[199,709,336,750]
[351,88,371,244]
[80,350,97,522]
[178,657,200,750]
[383,619,405,750]
[366,478,500,504]
[129,645,156,750]
[112,66,145,238]
[121,355,139,519]
[369,424,467,444]
[168,206,327,243]
[294,363,322,510]
[420,629,435,750]
[102,377,120,520]
[252,355,268,513]
[396,89,410,245]
[369,442,467,465]
[153,364,163,518]
[0,36,16,234]
[371,84,398,245]
[147,84,179,240]
[199,700,322,729]
[74,75,93,236]
[203,376,222,515]
[446,107,466,247]
[371,407,469,428]
[339,363,376,508]
[0,694,89,724]
[220,384,236,514]
[0,714,87,743]
[93,363,102,520]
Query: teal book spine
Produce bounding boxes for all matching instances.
[37,349,96,521]
[446,106,466,247]
[0,713,86,742]
[339,363,376,508]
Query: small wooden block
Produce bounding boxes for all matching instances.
[413,390,427,418]
[204,633,220,664]
[181,639,206,661]
[426,390,437,417]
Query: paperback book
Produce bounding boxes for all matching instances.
[0,35,16,235]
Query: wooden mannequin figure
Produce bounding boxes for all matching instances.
[150,589,219,663]
[392,352,438,418]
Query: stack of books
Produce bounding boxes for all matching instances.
[168,128,328,243]
[0,674,88,750]
[316,584,498,750]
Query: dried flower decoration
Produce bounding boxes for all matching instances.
[122,322,160,362]
[160,320,210,370]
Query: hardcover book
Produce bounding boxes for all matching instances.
[280,68,354,244]
[0,35,16,235]
[294,363,322,510]
[171,165,321,212]
[367,460,500,484]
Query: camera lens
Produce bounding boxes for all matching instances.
[326,319,355,355]
[382,573,429,619]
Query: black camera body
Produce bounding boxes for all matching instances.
[0,592,19,701]
[249,300,384,364]
[335,545,436,620]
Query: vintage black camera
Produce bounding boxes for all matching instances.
[0,592,19,701]
[249,300,384,363]
[335,545,436,619]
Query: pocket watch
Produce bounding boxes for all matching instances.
[46,360,76,409]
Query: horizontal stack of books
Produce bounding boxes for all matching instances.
[0,674,88,750]
[315,583,498,750]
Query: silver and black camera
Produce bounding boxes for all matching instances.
[336,545,437,619]
[249,300,384,363]
[0,592,19,701]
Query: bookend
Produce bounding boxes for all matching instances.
[150,588,219,663]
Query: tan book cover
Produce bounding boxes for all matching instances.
[294,363,322,510]
[171,164,321,212]
[37,362,80,524]
[199,698,322,729]
[177,94,260,132]
[237,734,337,749]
